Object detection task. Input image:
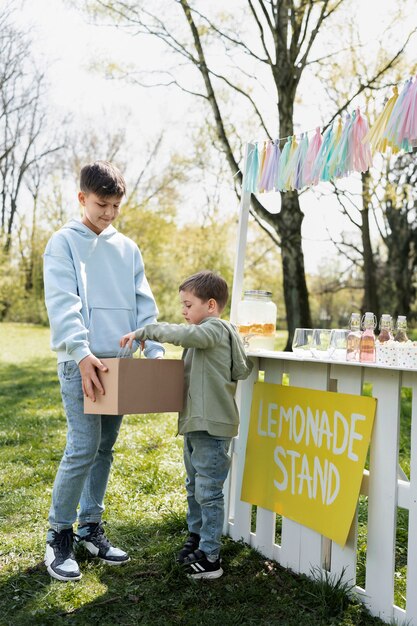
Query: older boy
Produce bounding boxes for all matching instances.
[43,160,164,581]
[121,270,253,579]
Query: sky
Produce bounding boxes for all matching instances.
[13,0,417,274]
[15,0,189,142]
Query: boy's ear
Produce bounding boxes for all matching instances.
[78,191,86,206]
[208,298,217,311]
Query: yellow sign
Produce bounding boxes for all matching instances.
[241,382,376,546]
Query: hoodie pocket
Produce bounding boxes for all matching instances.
[88,307,134,356]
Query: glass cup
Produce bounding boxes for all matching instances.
[329,329,349,361]
[292,328,313,357]
[311,328,332,359]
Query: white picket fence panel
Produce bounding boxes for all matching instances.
[224,352,417,625]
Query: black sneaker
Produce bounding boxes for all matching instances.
[176,533,200,563]
[182,549,223,579]
[45,528,81,582]
[77,522,130,565]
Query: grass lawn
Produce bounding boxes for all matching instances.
[0,323,388,626]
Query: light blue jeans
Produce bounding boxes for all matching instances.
[183,431,232,559]
[48,360,123,532]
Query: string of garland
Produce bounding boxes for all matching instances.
[244,76,417,194]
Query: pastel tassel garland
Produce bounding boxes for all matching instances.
[242,74,416,195]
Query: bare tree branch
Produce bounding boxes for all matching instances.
[178,0,241,181]
[247,0,273,64]
[329,182,362,229]
[187,4,269,63]
[295,1,329,70]
[207,69,272,138]
[325,27,417,128]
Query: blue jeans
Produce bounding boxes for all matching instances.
[48,360,123,531]
[183,431,232,559]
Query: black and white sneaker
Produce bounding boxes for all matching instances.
[176,533,200,563]
[45,528,82,582]
[182,549,223,579]
[77,522,130,565]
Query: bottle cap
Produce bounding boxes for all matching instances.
[381,314,391,320]
[397,315,406,321]
[243,290,272,298]
[362,312,376,329]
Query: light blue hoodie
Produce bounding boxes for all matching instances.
[43,219,164,363]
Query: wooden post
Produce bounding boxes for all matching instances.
[230,143,252,324]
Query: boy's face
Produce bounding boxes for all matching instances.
[180,290,218,325]
[79,191,122,235]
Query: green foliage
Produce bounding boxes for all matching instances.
[242,225,284,324]
[0,323,386,626]
[0,251,25,321]
[119,203,237,322]
[308,260,363,328]
[0,249,48,324]
[308,567,355,620]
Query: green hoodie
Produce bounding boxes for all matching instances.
[134,317,253,437]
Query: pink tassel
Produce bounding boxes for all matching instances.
[303,127,322,187]
[397,75,417,147]
[351,108,373,173]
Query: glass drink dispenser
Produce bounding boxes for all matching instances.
[237,290,277,350]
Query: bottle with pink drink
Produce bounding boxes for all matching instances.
[360,312,376,363]
[346,313,361,362]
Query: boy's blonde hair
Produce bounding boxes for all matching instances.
[179,270,229,312]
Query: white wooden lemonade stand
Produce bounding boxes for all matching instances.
[226,177,417,625]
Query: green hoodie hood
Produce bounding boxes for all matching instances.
[216,319,253,381]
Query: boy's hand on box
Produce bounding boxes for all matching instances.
[79,354,108,402]
[120,332,136,350]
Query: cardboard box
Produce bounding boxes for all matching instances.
[84,357,184,415]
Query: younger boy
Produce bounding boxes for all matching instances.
[120,270,252,579]
[43,160,164,581]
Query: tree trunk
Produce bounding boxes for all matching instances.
[276,39,311,349]
[385,203,414,318]
[276,192,312,349]
[361,172,379,317]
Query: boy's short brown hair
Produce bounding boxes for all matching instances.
[179,270,229,312]
[80,161,126,198]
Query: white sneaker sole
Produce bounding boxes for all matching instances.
[46,563,82,582]
[78,539,130,565]
[99,556,130,566]
[188,567,223,580]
